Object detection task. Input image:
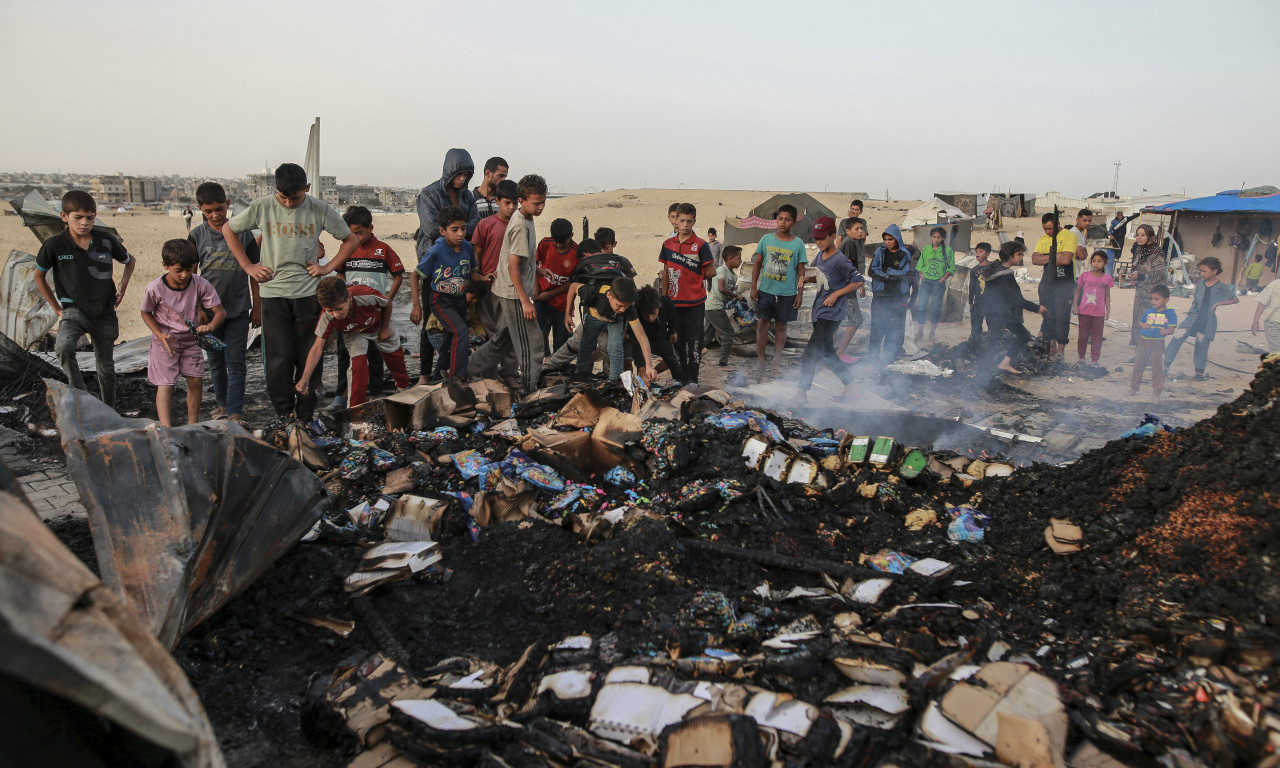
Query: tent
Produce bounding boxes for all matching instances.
[900,197,971,230]
[1144,189,1280,286]
[722,193,836,246]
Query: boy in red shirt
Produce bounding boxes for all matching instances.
[297,276,411,408]
[534,218,578,352]
[326,205,405,409]
[658,202,715,383]
[469,179,516,343]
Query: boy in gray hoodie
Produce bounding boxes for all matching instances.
[415,148,481,259]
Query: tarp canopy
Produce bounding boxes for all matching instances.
[1146,189,1280,215]
[722,193,836,246]
[901,197,971,229]
[8,190,119,245]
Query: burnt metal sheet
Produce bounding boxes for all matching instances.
[46,378,332,649]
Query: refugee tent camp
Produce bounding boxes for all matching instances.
[1144,187,1280,287]
[721,192,836,246]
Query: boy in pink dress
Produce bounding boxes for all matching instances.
[140,240,225,426]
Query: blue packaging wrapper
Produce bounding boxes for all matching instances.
[604,466,635,487]
[946,506,990,543]
[370,448,397,472]
[866,549,917,574]
[339,452,368,481]
[453,450,494,480]
[313,436,343,449]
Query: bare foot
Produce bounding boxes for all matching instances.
[754,363,766,380]
[997,361,1023,374]
[1127,388,1139,397]
[768,363,780,379]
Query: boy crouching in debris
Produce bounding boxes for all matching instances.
[140,240,224,426]
[297,276,411,408]
[567,275,656,384]
[982,241,1046,374]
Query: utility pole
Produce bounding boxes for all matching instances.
[1111,160,1121,196]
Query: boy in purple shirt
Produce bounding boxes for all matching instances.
[140,240,225,426]
[797,217,863,402]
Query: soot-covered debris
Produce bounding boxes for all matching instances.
[43,355,1280,767]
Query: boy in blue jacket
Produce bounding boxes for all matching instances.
[866,224,916,367]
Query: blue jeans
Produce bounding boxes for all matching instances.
[869,295,908,366]
[914,278,947,325]
[577,313,625,380]
[206,311,250,416]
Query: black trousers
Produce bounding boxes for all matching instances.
[260,296,323,419]
[672,304,705,383]
[799,318,854,390]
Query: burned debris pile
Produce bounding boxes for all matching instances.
[42,357,1280,766]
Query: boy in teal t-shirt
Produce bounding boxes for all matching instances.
[750,204,807,379]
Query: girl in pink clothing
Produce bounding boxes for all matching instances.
[1073,250,1113,364]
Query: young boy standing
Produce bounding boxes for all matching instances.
[468,179,517,341]
[839,199,864,238]
[750,204,807,379]
[659,202,715,383]
[140,240,225,426]
[866,225,915,367]
[703,246,743,367]
[835,217,869,362]
[297,276,411,408]
[797,217,863,403]
[189,182,260,422]
[328,205,405,409]
[1130,285,1176,398]
[706,227,725,269]
[534,218,578,353]
[221,163,358,420]
[415,206,483,380]
[467,174,548,394]
[35,191,136,409]
[967,242,993,342]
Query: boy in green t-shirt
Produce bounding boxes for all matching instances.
[750,204,807,380]
[221,162,358,420]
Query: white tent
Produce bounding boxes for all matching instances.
[901,197,971,229]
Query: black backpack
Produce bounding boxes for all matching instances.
[570,253,636,295]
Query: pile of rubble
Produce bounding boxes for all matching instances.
[127,355,1273,767]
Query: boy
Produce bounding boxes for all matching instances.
[415,148,480,256]
[706,227,725,269]
[1130,285,1176,398]
[967,242,993,342]
[659,202,715,383]
[750,204,807,379]
[473,156,509,220]
[667,203,681,236]
[469,179,517,342]
[982,241,1047,374]
[632,285,683,382]
[140,240,225,426]
[423,278,490,379]
[1244,253,1265,294]
[913,227,955,341]
[866,225,915,367]
[534,218,578,352]
[297,276,411,408]
[569,276,655,383]
[221,162,358,420]
[1031,212,1078,359]
[467,174,548,394]
[189,182,260,422]
[327,205,405,409]
[1250,275,1280,352]
[1069,209,1092,279]
[835,217,869,362]
[415,206,483,380]
[839,199,864,238]
[35,190,136,409]
[545,240,644,373]
[797,217,863,403]
[594,227,620,254]
[703,245,743,367]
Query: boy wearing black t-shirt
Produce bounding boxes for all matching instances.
[35,191,136,408]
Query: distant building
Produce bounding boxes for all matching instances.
[317,175,338,205]
[338,184,377,205]
[89,175,159,204]
[247,173,276,199]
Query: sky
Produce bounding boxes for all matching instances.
[3,0,1278,199]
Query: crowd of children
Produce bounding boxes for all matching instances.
[35,178,1274,424]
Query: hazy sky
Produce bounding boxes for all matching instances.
[3,0,1278,199]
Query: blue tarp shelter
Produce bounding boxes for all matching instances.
[1144,188,1279,286]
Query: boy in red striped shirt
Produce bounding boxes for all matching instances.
[658,202,715,383]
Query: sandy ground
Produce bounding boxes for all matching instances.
[2,189,1271,429]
